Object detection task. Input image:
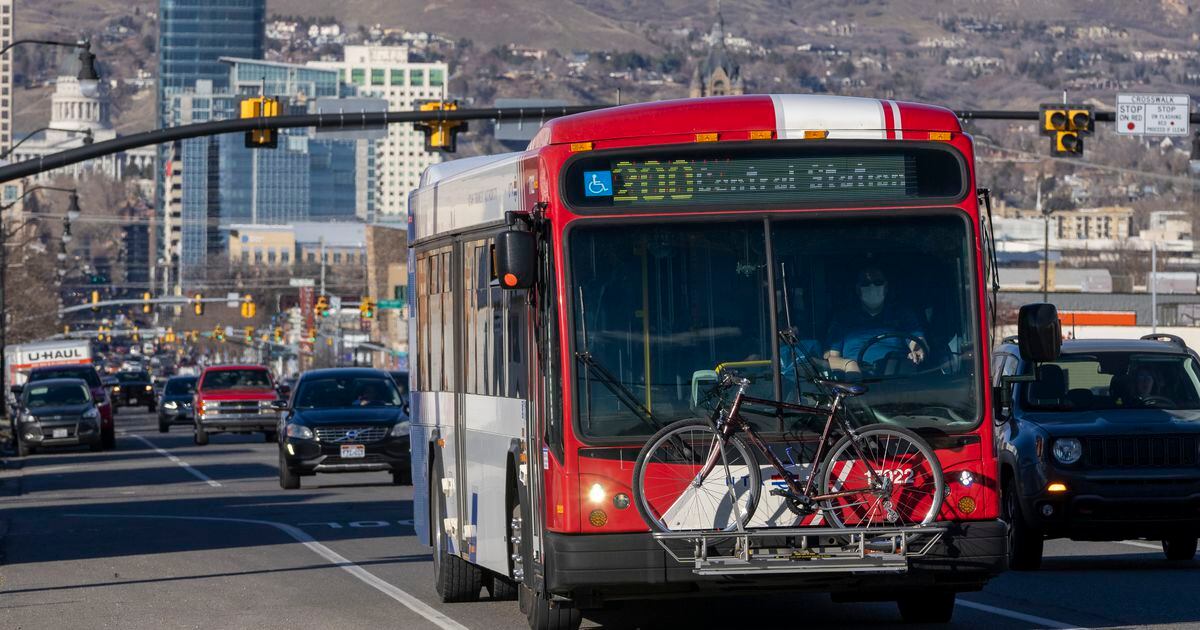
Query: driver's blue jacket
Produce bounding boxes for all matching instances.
[825,303,924,367]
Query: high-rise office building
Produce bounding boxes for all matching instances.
[1,0,14,150]
[310,46,448,221]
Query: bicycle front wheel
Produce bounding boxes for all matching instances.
[819,424,944,529]
[633,418,761,533]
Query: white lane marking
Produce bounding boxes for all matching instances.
[66,513,467,630]
[959,599,1089,629]
[127,434,222,487]
[1117,540,1162,551]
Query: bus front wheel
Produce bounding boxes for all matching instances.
[524,586,581,630]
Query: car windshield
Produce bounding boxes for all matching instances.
[30,367,101,388]
[390,372,409,397]
[1022,352,1200,411]
[200,369,272,390]
[293,376,404,409]
[164,378,197,395]
[116,372,150,383]
[569,214,979,439]
[26,383,90,408]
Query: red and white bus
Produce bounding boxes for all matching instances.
[408,94,1006,629]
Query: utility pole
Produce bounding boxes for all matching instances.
[1151,240,1158,334]
[319,237,326,297]
[1038,168,1050,302]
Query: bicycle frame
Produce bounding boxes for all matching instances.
[698,384,887,509]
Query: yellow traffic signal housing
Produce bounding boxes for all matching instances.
[273,327,283,342]
[244,326,254,342]
[213,326,225,342]
[142,291,152,313]
[241,96,280,148]
[315,295,330,317]
[1041,104,1093,157]
[306,327,317,342]
[416,100,467,153]
[193,293,204,316]
[91,290,100,311]
[360,297,375,319]
[240,294,256,319]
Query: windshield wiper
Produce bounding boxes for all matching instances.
[575,351,665,432]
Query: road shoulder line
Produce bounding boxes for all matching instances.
[126,433,222,487]
[66,512,467,630]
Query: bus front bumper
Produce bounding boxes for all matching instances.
[542,519,1006,603]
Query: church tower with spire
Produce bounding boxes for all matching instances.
[689,2,744,98]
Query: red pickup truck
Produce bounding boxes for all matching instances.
[193,365,285,445]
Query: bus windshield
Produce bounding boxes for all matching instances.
[569,213,979,439]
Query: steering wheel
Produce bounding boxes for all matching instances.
[855,333,930,377]
[1140,394,1175,408]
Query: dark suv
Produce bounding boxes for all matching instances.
[994,335,1200,569]
[113,370,156,412]
[22,365,114,449]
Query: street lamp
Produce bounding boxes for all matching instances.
[1,127,93,161]
[0,38,100,97]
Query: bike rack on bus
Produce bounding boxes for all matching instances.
[652,525,946,575]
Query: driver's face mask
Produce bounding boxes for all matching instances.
[859,284,887,311]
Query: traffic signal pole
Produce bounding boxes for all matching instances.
[2,105,1197,185]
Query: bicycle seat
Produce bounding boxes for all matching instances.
[816,380,868,397]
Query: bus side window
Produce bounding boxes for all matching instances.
[538,235,564,460]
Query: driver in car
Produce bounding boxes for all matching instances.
[824,266,926,375]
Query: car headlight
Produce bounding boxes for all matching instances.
[164,401,178,410]
[145,385,153,391]
[285,423,314,439]
[82,407,100,421]
[391,421,411,437]
[1052,438,1082,465]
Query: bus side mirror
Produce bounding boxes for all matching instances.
[496,230,536,290]
[1017,303,1061,363]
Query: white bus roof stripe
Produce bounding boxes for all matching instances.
[770,95,887,140]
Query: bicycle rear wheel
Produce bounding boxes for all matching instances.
[818,424,944,529]
[633,418,761,533]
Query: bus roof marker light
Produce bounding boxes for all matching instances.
[695,132,719,143]
[748,130,774,140]
[503,273,520,288]
[928,131,952,141]
[803,130,829,139]
[570,142,593,152]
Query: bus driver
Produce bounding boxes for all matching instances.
[824,266,926,376]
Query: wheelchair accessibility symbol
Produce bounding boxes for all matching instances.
[583,171,613,197]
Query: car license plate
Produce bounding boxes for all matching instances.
[340,444,365,458]
[52,428,68,438]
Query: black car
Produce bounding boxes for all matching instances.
[157,375,197,433]
[12,378,103,456]
[23,365,114,449]
[276,368,411,490]
[112,370,156,412]
[994,336,1200,569]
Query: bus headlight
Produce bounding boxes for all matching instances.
[588,483,606,504]
[1052,438,1082,465]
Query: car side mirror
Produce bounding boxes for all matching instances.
[9,385,22,396]
[271,400,288,411]
[495,230,536,290]
[1017,303,1061,363]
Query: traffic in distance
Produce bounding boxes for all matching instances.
[2,91,1198,630]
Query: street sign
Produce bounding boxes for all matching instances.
[226,292,241,308]
[288,278,315,287]
[377,299,404,309]
[329,296,342,312]
[1116,93,1190,136]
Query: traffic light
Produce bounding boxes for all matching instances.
[241,96,280,148]
[142,291,152,313]
[416,100,467,153]
[360,297,375,319]
[315,295,330,318]
[273,327,283,342]
[213,326,225,342]
[1040,104,1094,157]
[91,290,100,311]
[240,294,256,319]
[244,326,254,343]
[193,293,204,316]
[306,327,317,342]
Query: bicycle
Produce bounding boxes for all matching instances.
[632,373,945,533]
